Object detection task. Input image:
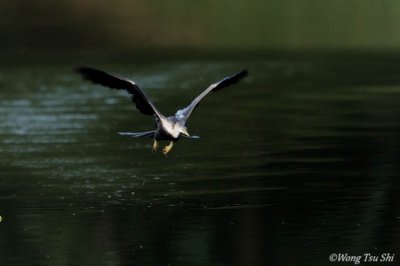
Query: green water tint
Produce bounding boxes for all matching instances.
[0,56,399,265]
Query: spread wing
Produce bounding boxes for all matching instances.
[76,66,163,117]
[175,69,248,122]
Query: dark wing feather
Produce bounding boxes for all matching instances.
[212,69,248,92]
[76,66,162,116]
[175,69,248,122]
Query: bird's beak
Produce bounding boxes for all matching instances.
[181,128,190,137]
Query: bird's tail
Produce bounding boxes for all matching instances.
[118,131,155,138]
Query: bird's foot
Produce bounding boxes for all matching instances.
[162,141,174,156]
[152,140,158,152]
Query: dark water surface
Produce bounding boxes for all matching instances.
[1,56,400,265]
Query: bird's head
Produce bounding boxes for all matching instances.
[177,125,190,137]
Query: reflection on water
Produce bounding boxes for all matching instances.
[0,55,400,265]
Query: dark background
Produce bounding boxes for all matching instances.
[3,0,400,62]
[1,1,400,266]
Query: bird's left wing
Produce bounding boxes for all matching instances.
[175,69,248,122]
[76,66,164,118]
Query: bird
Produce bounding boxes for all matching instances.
[76,66,248,155]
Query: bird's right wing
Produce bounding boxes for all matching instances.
[76,66,163,117]
[175,69,248,122]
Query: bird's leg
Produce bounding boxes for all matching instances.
[152,139,158,152]
[162,141,174,155]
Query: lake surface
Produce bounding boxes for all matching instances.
[0,55,400,265]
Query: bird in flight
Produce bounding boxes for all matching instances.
[76,66,248,155]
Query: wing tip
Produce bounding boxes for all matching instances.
[235,69,249,80]
[74,64,87,72]
[74,65,97,77]
[212,68,249,92]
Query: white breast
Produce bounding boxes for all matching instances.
[161,119,180,138]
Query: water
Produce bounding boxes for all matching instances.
[0,55,400,265]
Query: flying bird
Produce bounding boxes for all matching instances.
[76,66,248,155]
